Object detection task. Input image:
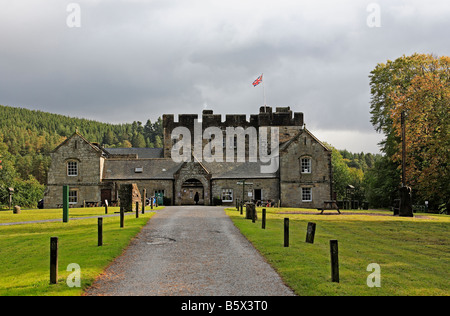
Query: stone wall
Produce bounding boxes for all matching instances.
[211,178,279,206]
[118,183,142,212]
[279,130,332,208]
[44,133,104,208]
[111,179,174,205]
[163,106,304,159]
[174,162,211,206]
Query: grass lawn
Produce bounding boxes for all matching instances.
[226,207,450,296]
[0,206,162,296]
[0,206,148,223]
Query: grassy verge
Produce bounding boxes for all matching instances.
[0,206,156,223]
[0,207,162,296]
[226,207,450,296]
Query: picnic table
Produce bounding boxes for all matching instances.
[84,201,100,207]
[318,200,341,214]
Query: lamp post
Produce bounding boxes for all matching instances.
[237,180,253,204]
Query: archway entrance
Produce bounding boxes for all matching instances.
[181,179,204,205]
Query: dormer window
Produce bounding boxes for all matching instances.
[67,161,78,176]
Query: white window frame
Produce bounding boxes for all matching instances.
[222,189,234,202]
[301,158,312,174]
[302,187,312,202]
[67,161,78,176]
[69,189,78,204]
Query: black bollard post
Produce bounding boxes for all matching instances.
[98,217,103,247]
[50,237,58,284]
[120,207,124,228]
[330,240,339,283]
[306,222,316,244]
[262,208,266,229]
[284,218,289,247]
[142,189,146,214]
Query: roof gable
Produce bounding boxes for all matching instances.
[52,131,106,155]
[280,128,330,153]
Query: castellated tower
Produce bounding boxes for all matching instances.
[162,106,305,160]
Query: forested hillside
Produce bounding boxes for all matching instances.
[0,104,163,207]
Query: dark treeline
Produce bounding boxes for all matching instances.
[0,104,163,207]
[328,145,386,208]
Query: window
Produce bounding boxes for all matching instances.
[69,190,78,204]
[222,189,233,202]
[301,158,311,174]
[302,188,312,202]
[67,161,78,176]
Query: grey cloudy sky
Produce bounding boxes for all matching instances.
[1,0,449,153]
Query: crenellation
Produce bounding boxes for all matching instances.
[202,112,222,126]
[294,112,304,126]
[164,107,303,130]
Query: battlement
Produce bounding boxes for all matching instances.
[163,106,304,129]
[163,106,304,158]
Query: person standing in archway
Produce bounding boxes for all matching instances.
[194,192,199,205]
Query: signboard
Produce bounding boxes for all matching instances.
[155,192,164,206]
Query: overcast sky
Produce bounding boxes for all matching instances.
[1,0,449,153]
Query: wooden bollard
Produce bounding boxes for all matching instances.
[262,208,266,229]
[98,217,103,247]
[50,237,58,284]
[306,222,316,244]
[142,189,146,214]
[136,202,139,218]
[284,218,289,247]
[63,186,69,223]
[330,240,339,283]
[120,207,124,228]
[104,200,108,214]
[240,201,243,215]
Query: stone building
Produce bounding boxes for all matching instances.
[44,106,332,209]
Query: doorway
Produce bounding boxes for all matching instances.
[181,179,204,205]
[254,189,262,201]
[101,189,112,205]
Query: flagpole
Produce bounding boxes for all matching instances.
[262,73,266,106]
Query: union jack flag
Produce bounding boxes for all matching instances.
[252,74,263,87]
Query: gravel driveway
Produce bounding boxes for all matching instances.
[84,206,295,296]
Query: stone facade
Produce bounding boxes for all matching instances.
[45,133,107,208]
[44,107,332,209]
[118,183,142,212]
[279,129,333,208]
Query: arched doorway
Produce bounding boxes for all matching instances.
[181,178,204,205]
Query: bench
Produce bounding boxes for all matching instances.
[84,201,100,207]
[318,200,341,214]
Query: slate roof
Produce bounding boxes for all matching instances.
[104,148,164,159]
[103,159,182,180]
[202,161,278,179]
[102,158,277,180]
